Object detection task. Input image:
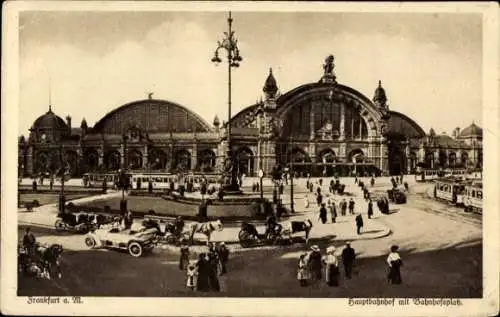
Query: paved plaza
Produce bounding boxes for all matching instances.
[17,176,482,298]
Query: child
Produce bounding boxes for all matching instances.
[297,253,309,287]
[186,262,198,291]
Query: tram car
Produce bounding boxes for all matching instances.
[433,177,467,205]
[462,181,483,213]
[129,173,221,190]
[82,173,123,188]
[415,169,446,182]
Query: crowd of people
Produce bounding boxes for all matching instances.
[297,243,403,287]
[179,241,230,292]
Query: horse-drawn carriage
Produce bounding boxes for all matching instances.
[238,219,313,248]
[141,216,224,246]
[141,216,191,245]
[18,243,63,279]
[55,211,121,234]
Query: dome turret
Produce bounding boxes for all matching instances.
[373,80,387,108]
[213,115,220,127]
[459,122,482,138]
[32,108,68,131]
[263,68,278,99]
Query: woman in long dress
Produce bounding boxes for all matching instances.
[297,253,309,287]
[323,246,340,287]
[387,245,403,284]
[196,253,210,292]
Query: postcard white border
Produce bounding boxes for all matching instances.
[2,1,499,316]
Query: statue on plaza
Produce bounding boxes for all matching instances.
[323,55,335,76]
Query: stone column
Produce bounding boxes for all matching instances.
[359,120,363,140]
[120,144,125,167]
[143,144,149,169]
[191,143,198,171]
[261,140,276,176]
[26,146,34,176]
[257,139,262,171]
[339,102,345,140]
[309,102,316,140]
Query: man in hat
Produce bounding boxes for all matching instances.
[308,245,323,281]
[341,242,356,279]
[216,242,229,275]
[355,213,364,235]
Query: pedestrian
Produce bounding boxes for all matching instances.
[124,210,133,229]
[355,213,364,235]
[304,195,310,209]
[186,261,198,291]
[309,183,313,193]
[323,246,340,287]
[341,242,356,279]
[179,243,190,271]
[273,189,278,204]
[207,250,221,291]
[196,253,210,292]
[22,227,37,257]
[404,181,409,192]
[387,245,403,284]
[216,242,229,275]
[330,200,337,223]
[319,203,327,224]
[341,198,347,216]
[198,200,208,222]
[367,199,373,219]
[256,181,260,192]
[319,178,323,186]
[297,253,309,287]
[32,179,37,192]
[348,198,355,215]
[383,197,390,214]
[279,183,284,195]
[49,176,54,191]
[370,177,375,187]
[354,176,358,185]
[251,182,256,193]
[316,192,323,207]
[308,245,323,281]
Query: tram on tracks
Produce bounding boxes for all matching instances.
[82,173,127,188]
[433,177,482,213]
[416,168,471,182]
[128,172,221,190]
[462,181,483,213]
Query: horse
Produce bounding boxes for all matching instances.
[280,219,313,244]
[186,219,223,245]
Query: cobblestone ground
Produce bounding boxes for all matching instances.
[17,177,482,298]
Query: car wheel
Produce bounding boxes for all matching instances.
[85,237,96,248]
[128,241,143,257]
[54,219,65,231]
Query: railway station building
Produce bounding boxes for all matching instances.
[18,56,483,178]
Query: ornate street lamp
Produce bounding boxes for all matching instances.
[211,11,243,192]
[58,145,66,214]
[120,134,129,214]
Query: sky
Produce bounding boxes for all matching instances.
[19,11,483,136]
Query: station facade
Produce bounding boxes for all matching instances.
[18,56,483,178]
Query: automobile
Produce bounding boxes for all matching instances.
[84,224,159,257]
[387,188,407,204]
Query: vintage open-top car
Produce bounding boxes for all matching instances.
[84,224,158,257]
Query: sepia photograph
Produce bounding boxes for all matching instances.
[2,1,498,316]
